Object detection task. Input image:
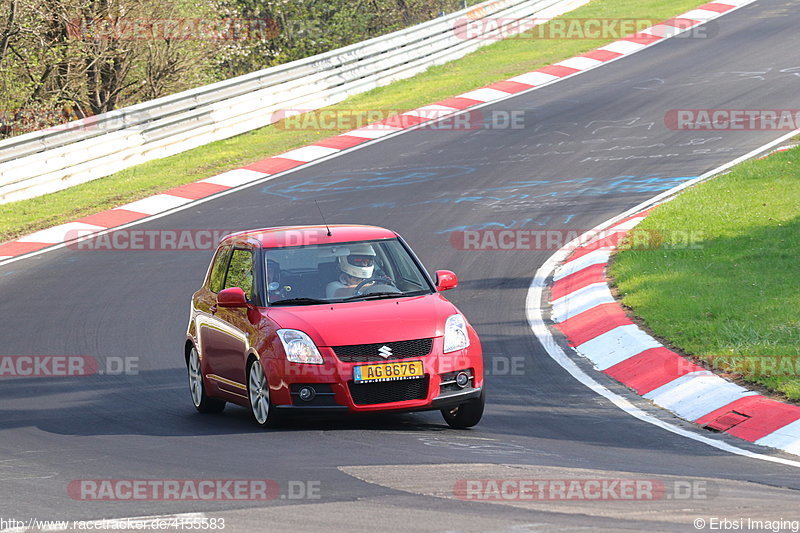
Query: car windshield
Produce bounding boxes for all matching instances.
[265,238,434,305]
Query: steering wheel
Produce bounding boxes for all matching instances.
[354,276,397,295]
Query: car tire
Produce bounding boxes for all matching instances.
[441,388,485,429]
[248,359,277,427]
[187,346,226,414]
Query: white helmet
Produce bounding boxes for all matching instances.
[338,243,376,279]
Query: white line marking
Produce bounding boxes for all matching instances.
[610,216,646,231]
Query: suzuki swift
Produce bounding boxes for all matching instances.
[185,225,484,428]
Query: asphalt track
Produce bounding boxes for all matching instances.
[2,1,800,531]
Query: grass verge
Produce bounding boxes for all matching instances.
[610,146,800,400]
[0,0,705,242]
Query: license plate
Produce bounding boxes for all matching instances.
[353,361,424,383]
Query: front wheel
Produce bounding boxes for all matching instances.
[188,346,225,414]
[441,388,485,429]
[248,360,277,427]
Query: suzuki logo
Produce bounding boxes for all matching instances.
[378,345,393,359]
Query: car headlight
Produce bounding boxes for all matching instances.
[277,329,324,364]
[443,314,470,353]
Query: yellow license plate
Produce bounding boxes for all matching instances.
[353,361,424,383]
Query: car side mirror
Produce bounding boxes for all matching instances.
[217,287,248,308]
[435,270,458,291]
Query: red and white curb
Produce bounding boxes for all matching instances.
[759,143,798,159]
[547,180,800,457]
[0,0,755,264]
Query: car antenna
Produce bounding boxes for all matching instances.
[315,200,332,236]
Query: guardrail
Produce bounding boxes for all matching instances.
[0,0,582,204]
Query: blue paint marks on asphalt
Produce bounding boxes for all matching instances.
[425,176,698,209]
[259,166,477,200]
[433,176,698,234]
[342,202,400,212]
[483,175,696,196]
[437,215,561,234]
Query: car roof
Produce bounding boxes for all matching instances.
[224,225,398,248]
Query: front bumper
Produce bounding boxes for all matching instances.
[430,387,483,409]
[262,336,483,413]
[273,387,482,414]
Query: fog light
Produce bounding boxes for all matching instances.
[298,386,316,401]
[455,372,470,388]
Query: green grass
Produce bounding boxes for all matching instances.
[611,146,800,400]
[0,0,705,242]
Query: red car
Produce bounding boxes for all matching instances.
[185,225,484,428]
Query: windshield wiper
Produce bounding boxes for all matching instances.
[340,290,425,302]
[270,297,329,306]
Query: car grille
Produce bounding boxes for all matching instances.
[332,338,433,363]
[348,377,429,405]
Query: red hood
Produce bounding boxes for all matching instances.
[265,293,458,346]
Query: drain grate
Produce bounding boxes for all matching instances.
[703,411,751,432]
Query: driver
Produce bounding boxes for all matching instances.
[326,243,377,299]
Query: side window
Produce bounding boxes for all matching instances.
[224,249,255,301]
[208,246,232,293]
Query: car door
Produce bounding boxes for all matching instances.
[195,244,231,377]
[196,244,249,397]
[210,246,258,394]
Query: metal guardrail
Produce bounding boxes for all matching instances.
[0,0,581,203]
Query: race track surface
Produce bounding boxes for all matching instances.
[2,1,799,530]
